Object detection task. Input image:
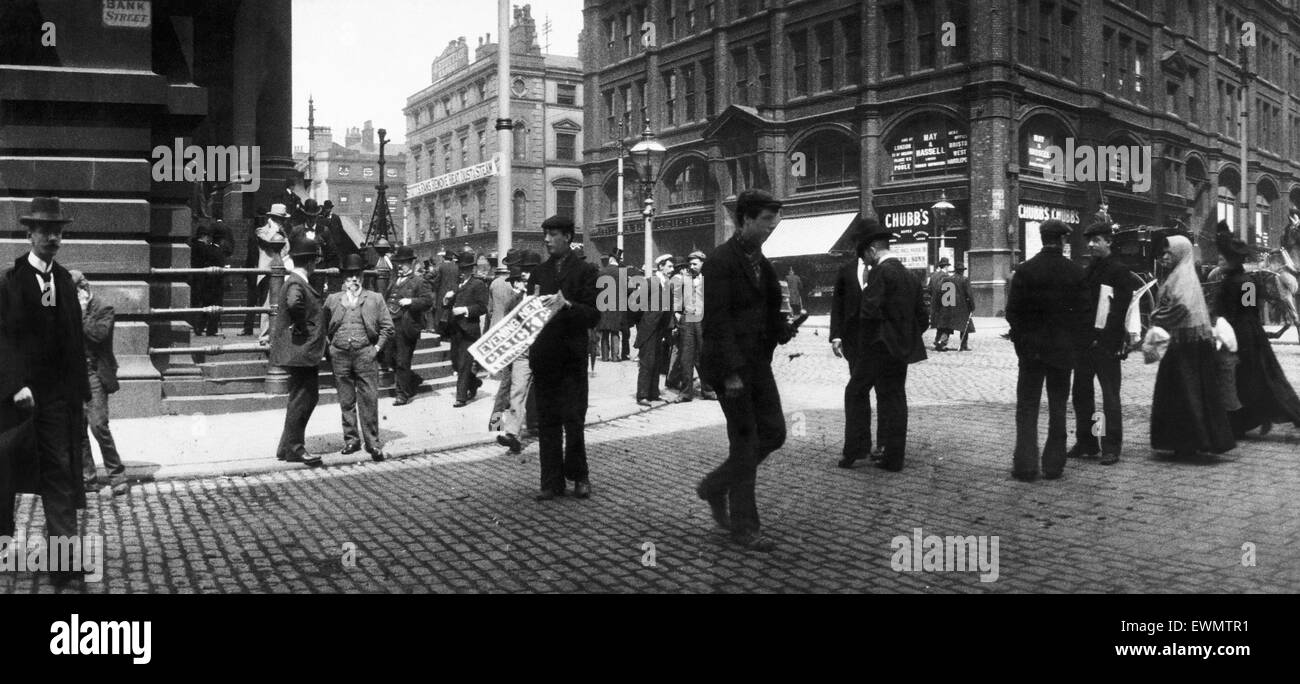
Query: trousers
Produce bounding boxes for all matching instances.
[276,366,320,460]
[1072,346,1123,455]
[330,345,381,451]
[534,357,589,492]
[698,363,786,536]
[502,356,534,437]
[844,343,910,467]
[636,328,666,400]
[449,327,481,402]
[3,387,78,539]
[1013,356,1071,478]
[80,372,124,486]
[389,329,421,400]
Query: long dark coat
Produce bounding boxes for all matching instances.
[528,249,600,369]
[929,272,973,331]
[699,236,789,387]
[860,258,929,364]
[0,256,91,527]
[1214,268,1300,433]
[1005,247,1089,369]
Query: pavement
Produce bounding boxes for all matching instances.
[6,314,1297,593]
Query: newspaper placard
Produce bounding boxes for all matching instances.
[469,294,561,375]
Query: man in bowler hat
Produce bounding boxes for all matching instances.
[528,215,601,500]
[0,197,93,585]
[324,254,394,461]
[384,246,435,406]
[271,231,328,467]
[447,249,490,407]
[832,215,882,466]
[1006,219,1089,481]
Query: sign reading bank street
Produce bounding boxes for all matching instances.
[407,156,500,200]
[102,0,151,28]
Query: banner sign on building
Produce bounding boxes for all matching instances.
[103,0,151,28]
[469,294,563,375]
[407,156,500,199]
[890,126,968,178]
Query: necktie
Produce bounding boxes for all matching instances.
[38,269,55,307]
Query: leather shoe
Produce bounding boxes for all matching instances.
[302,454,324,468]
[1012,470,1039,482]
[392,396,412,406]
[573,481,592,499]
[369,449,386,462]
[701,390,718,400]
[109,482,130,496]
[534,488,564,501]
[340,442,362,455]
[696,482,730,530]
[453,400,467,408]
[636,399,652,407]
[875,459,903,472]
[1043,470,1064,480]
[1099,452,1120,466]
[837,455,861,469]
[731,531,776,552]
[497,433,523,453]
[1066,444,1098,459]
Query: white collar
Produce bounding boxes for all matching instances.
[875,253,897,265]
[27,252,52,274]
[289,268,312,284]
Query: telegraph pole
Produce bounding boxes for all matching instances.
[1238,41,1252,242]
[496,0,513,257]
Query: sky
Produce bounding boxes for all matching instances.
[292,0,584,152]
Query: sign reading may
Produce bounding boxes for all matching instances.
[103,0,151,28]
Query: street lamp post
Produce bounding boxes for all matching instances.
[931,190,956,267]
[629,120,665,273]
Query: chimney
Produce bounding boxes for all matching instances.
[362,121,375,153]
[345,126,362,151]
[510,3,540,56]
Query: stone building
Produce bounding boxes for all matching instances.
[295,121,407,251]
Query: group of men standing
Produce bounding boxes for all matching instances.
[632,250,713,405]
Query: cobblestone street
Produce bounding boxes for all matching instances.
[3,329,1298,593]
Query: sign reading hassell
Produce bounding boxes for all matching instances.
[407,156,500,199]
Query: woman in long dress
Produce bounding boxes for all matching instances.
[1149,235,1236,459]
[1213,238,1300,437]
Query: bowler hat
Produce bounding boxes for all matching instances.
[672,254,690,270]
[1039,219,1072,239]
[322,200,334,209]
[954,265,967,273]
[937,257,951,268]
[301,198,322,216]
[519,250,543,269]
[289,232,320,259]
[339,253,366,273]
[502,248,522,266]
[456,250,477,268]
[391,245,417,262]
[18,197,73,226]
[854,216,893,248]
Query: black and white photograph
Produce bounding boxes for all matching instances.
[1,0,1296,666]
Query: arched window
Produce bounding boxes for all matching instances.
[514,121,528,161]
[604,168,641,216]
[793,130,860,192]
[1216,170,1239,232]
[665,158,714,208]
[1255,180,1278,247]
[513,190,527,230]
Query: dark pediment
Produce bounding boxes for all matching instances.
[1160,50,1189,75]
[702,105,769,140]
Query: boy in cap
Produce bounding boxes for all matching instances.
[70,271,128,496]
[496,250,544,453]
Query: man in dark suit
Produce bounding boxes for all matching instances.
[270,232,327,467]
[447,250,489,407]
[432,248,460,334]
[696,189,798,552]
[832,217,881,467]
[528,215,601,500]
[0,197,92,586]
[189,221,227,336]
[632,254,676,405]
[951,265,975,351]
[70,271,127,496]
[1006,219,1089,481]
[324,254,394,461]
[384,246,435,406]
[1069,220,1134,465]
[321,200,355,262]
[843,219,928,472]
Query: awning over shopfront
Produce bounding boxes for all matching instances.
[762,212,858,259]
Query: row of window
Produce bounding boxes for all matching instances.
[409,189,576,242]
[332,195,400,207]
[335,165,398,179]
[409,80,578,130]
[411,126,578,182]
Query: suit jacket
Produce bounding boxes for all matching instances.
[631,272,676,349]
[1081,253,1135,354]
[292,218,336,267]
[385,272,435,339]
[449,274,490,338]
[860,257,928,364]
[1006,246,1089,369]
[81,295,119,393]
[830,258,868,351]
[0,256,90,510]
[323,214,356,260]
[528,249,600,368]
[785,273,804,308]
[269,271,327,367]
[488,275,514,329]
[323,289,395,349]
[699,235,790,385]
[930,272,974,330]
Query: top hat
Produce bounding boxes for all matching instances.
[391,245,417,263]
[264,203,292,220]
[339,253,366,274]
[654,254,674,268]
[301,199,322,216]
[19,197,74,226]
[289,232,320,259]
[937,257,951,268]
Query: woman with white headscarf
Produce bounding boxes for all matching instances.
[1149,235,1236,459]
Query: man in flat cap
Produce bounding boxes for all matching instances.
[70,270,127,496]
[632,253,677,405]
[271,231,328,467]
[1,197,93,586]
[528,215,600,500]
[1006,219,1089,481]
[1069,220,1134,466]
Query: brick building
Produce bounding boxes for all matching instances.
[581,0,1300,313]
[403,5,584,260]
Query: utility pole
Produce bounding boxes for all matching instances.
[293,95,320,196]
[1239,41,1252,243]
[496,0,513,258]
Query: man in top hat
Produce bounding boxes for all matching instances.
[931,259,974,353]
[696,189,799,552]
[832,215,882,467]
[0,197,93,584]
[632,253,677,405]
[447,249,490,408]
[528,215,601,500]
[189,220,228,336]
[1068,220,1134,466]
[324,254,393,461]
[270,231,328,467]
[70,270,128,497]
[496,250,545,453]
[384,245,435,406]
[1006,219,1089,481]
[294,198,338,274]
[252,203,291,341]
[841,218,929,472]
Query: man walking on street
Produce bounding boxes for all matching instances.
[384,246,434,406]
[271,232,327,467]
[696,189,799,552]
[1069,220,1133,466]
[952,265,975,351]
[528,216,600,500]
[0,198,94,587]
[70,271,128,496]
[324,254,393,462]
[842,219,928,472]
[447,250,489,408]
[931,260,973,353]
[784,266,804,316]
[1006,219,1089,481]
